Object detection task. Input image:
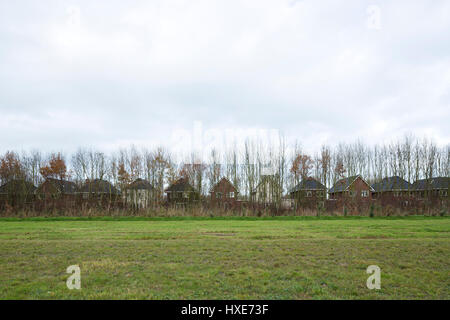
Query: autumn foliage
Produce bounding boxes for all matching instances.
[291,154,313,182]
[39,153,67,180]
[0,151,24,182]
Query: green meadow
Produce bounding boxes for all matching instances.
[0,216,448,299]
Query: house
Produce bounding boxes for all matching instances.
[165,178,200,206]
[412,177,449,200]
[251,175,282,205]
[289,177,327,208]
[210,177,238,209]
[124,178,154,209]
[78,179,121,200]
[0,179,36,207]
[36,178,78,200]
[371,176,413,199]
[281,195,295,209]
[329,175,374,200]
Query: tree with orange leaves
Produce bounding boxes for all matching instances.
[290,154,313,183]
[39,153,67,180]
[0,151,25,183]
[117,162,131,189]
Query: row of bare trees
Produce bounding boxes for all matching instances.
[1,135,448,198]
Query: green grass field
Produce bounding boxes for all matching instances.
[0,216,449,299]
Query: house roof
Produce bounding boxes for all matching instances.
[210,177,238,193]
[165,178,197,193]
[371,176,412,192]
[79,179,120,194]
[255,175,279,188]
[289,177,327,193]
[412,177,449,190]
[38,178,78,194]
[252,175,281,194]
[0,179,36,195]
[127,178,154,190]
[329,175,374,193]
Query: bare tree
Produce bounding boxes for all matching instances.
[243,139,257,200]
[21,150,43,187]
[320,145,331,187]
[207,148,221,190]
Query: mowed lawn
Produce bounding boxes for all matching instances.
[0,216,449,299]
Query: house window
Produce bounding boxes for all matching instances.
[183,192,189,199]
[317,191,324,197]
[440,190,448,197]
[216,192,222,199]
[306,191,312,197]
[349,191,356,197]
[229,192,234,198]
[361,190,369,197]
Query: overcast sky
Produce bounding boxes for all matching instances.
[0,0,449,157]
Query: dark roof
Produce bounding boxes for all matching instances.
[39,178,78,194]
[412,177,449,190]
[329,175,359,193]
[289,177,327,193]
[127,178,154,190]
[165,178,197,193]
[371,176,412,192]
[210,177,238,193]
[0,179,36,195]
[79,179,120,194]
[329,175,373,193]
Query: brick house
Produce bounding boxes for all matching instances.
[251,175,282,206]
[77,179,121,201]
[329,175,374,200]
[165,178,200,206]
[412,177,449,200]
[0,179,36,208]
[124,178,154,209]
[289,177,327,209]
[210,177,238,209]
[371,176,413,199]
[36,178,78,200]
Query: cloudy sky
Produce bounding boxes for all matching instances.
[1,0,449,157]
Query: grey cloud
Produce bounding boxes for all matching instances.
[0,0,449,155]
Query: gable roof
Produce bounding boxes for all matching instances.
[210,177,238,193]
[329,175,374,193]
[165,178,197,193]
[0,179,36,195]
[79,179,120,195]
[252,175,282,194]
[289,177,327,193]
[38,178,78,194]
[412,177,449,190]
[127,178,154,190]
[371,176,412,192]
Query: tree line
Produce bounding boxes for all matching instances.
[1,135,448,199]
